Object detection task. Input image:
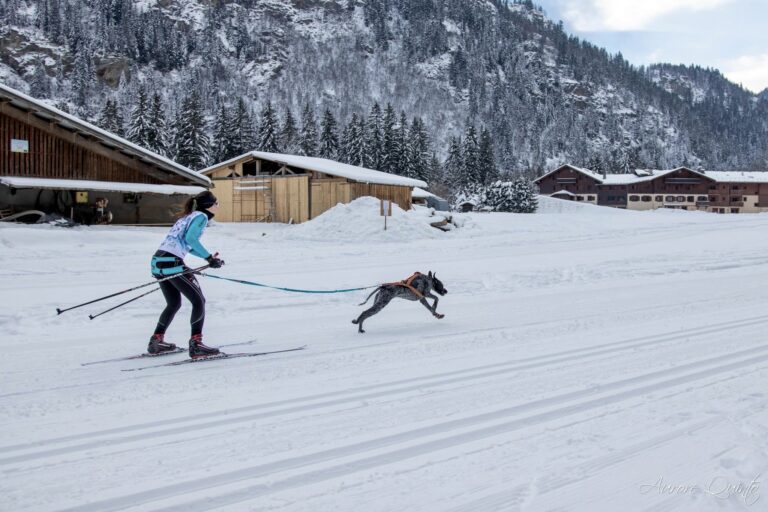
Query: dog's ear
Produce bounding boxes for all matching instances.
[428,271,433,278]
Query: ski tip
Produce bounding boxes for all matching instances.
[56,308,62,315]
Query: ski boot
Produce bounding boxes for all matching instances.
[147,333,177,355]
[189,334,220,358]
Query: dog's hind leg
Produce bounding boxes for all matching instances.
[352,293,394,333]
[420,295,444,319]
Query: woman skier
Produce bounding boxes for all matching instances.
[147,190,225,357]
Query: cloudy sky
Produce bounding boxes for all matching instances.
[532,0,768,93]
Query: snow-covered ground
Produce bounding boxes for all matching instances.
[2,197,767,511]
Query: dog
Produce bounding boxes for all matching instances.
[352,271,448,333]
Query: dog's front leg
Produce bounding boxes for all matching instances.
[420,296,444,319]
[426,292,443,318]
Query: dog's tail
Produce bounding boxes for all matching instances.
[358,286,381,306]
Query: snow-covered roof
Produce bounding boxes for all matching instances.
[704,171,768,184]
[551,189,577,196]
[600,168,703,185]
[412,187,437,199]
[0,83,210,187]
[534,164,604,183]
[0,177,207,195]
[536,165,737,186]
[201,151,427,188]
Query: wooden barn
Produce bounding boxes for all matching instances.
[0,83,210,224]
[200,151,427,223]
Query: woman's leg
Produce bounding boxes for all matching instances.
[172,273,206,336]
[154,279,183,335]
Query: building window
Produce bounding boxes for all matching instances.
[686,196,694,202]
[629,195,639,201]
[731,208,739,213]
[676,196,686,202]
[655,196,662,201]
[641,196,652,202]
[588,196,595,201]
[697,196,708,201]
[665,196,675,202]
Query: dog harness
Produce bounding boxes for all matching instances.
[385,272,425,299]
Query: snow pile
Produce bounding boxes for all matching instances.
[283,196,465,242]
[535,195,629,215]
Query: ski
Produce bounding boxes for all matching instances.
[121,345,307,371]
[81,348,186,366]
[81,339,259,366]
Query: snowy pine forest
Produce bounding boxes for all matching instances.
[1,0,768,192]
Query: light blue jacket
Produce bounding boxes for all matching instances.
[152,211,212,275]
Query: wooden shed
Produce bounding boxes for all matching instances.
[200,151,427,223]
[0,83,210,224]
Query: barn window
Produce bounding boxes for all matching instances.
[686,196,694,202]
[629,195,639,201]
[665,196,675,202]
[676,196,685,202]
[641,196,651,202]
[655,196,662,201]
[242,161,258,176]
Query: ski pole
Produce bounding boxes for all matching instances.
[88,287,160,320]
[56,264,210,315]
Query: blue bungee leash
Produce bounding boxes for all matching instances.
[200,272,379,294]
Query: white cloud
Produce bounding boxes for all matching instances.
[562,0,734,31]
[722,53,768,93]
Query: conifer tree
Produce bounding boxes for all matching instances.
[212,103,235,163]
[172,90,209,170]
[428,152,442,184]
[478,127,499,185]
[462,125,480,184]
[29,62,51,99]
[127,86,153,149]
[319,108,340,159]
[257,101,280,153]
[147,92,168,156]
[280,108,299,154]
[444,136,464,190]
[380,103,398,173]
[97,99,124,137]
[299,103,318,156]
[364,102,383,169]
[345,113,366,167]
[396,112,409,174]
[232,98,255,155]
[408,117,431,182]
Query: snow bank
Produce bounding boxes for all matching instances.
[282,196,465,242]
[536,195,629,215]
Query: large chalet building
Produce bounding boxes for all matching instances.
[535,164,768,214]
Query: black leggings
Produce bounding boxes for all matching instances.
[154,272,206,337]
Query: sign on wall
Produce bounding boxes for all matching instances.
[11,139,29,153]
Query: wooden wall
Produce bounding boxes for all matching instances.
[349,183,412,211]
[0,110,167,184]
[273,175,309,223]
[311,179,350,218]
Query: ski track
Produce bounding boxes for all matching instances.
[50,343,768,512]
[2,313,766,464]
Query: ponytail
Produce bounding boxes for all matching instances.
[181,197,197,216]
